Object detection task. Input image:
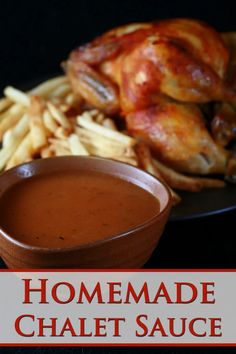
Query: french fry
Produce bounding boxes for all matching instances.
[0,106,13,124]
[0,97,12,113]
[4,86,30,106]
[6,133,34,170]
[58,103,70,112]
[29,97,47,150]
[30,76,68,97]
[55,127,70,140]
[49,83,71,98]
[1,104,25,144]
[4,102,23,115]
[76,127,136,157]
[152,158,225,191]
[0,104,25,139]
[87,109,100,117]
[47,102,72,129]
[111,156,138,166]
[50,97,62,106]
[137,146,162,178]
[49,139,71,156]
[64,92,82,106]
[136,144,203,193]
[193,177,226,188]
[80,111,94,122]
[0,113,29,170]
[43,110,59,134]
[40,146,54,158]
[49,138,70,149]
[4,77,69,109]
[135,143,181,204]
[85,109,106,124]
[53,146,71,156]
[96,113,105,124]
[77,115,136,146]
[68,134,89,156]
[152,158,202,192]
[77,141,137,163]
[102,118,117,130]
[2,130,13,148]
[76,128,136,162]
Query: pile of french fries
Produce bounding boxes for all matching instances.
[0,75,226,204]
[0,76,136,166]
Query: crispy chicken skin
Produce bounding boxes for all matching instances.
[66,19,235,175]
[126,102,228,174]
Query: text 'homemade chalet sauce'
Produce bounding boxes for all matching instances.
[0,170,160,248]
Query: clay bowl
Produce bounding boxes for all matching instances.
[0,156,172,269]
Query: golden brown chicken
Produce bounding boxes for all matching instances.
[66,18,236,176]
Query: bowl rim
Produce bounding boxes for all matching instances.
[0,156,172,254]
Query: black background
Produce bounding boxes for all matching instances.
[0,0,236,352]
[1,0,236,90]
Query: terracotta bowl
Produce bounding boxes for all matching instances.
[0,156,172,269]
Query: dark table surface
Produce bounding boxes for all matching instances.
[1,0,236,352]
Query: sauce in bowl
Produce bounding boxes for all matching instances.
[0,170,160,248]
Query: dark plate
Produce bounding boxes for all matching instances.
[170,183,236,221]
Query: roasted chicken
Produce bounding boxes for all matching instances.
[66,18,236,177]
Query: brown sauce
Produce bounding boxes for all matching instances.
[0,170,160,248]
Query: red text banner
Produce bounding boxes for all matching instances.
[0,270,235,346]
